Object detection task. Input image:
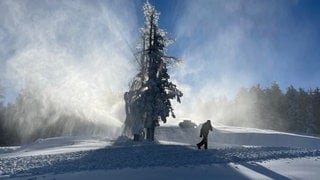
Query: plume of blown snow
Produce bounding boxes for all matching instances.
[0,0,139,142]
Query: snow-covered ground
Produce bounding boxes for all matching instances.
[1,125,320,179]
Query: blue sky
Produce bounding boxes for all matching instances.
[150,0,320,93]
[1,0,320,104]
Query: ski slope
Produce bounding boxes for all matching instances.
[1,125,320,179]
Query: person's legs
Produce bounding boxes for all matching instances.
[204,137,208,149]
[197,137,205,149]
[196,142,201,149]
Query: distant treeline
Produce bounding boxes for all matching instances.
[0,102,19,146]
[224,82,320,135]
[1,82,320,146]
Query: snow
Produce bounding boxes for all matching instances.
[1,136,112,158]
[1,125,320,179]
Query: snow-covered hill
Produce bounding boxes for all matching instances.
[1,125,320,179]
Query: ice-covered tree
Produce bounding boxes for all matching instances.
[123,1,183,141]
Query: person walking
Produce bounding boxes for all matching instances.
[197,120,213,149]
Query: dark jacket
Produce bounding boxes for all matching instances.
[200,121,213,137]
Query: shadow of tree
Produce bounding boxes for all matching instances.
[6,137,320,178]
[240,162,290,180]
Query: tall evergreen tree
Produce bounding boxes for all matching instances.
[286,85,300,132]
[248,84,264,127]
[0,84,5,145]
[266,82,286,131]
[124,1,182,141]
[305,89,316,134]
[298,88,316,133]
[312,88,320,133]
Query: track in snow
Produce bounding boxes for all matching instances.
[1,138,320,178]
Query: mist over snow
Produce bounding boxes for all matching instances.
[0,0,140,141]
[167,0,320,125]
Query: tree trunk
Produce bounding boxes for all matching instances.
[146,127,155,141]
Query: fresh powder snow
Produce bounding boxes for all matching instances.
[1,125,320,179]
